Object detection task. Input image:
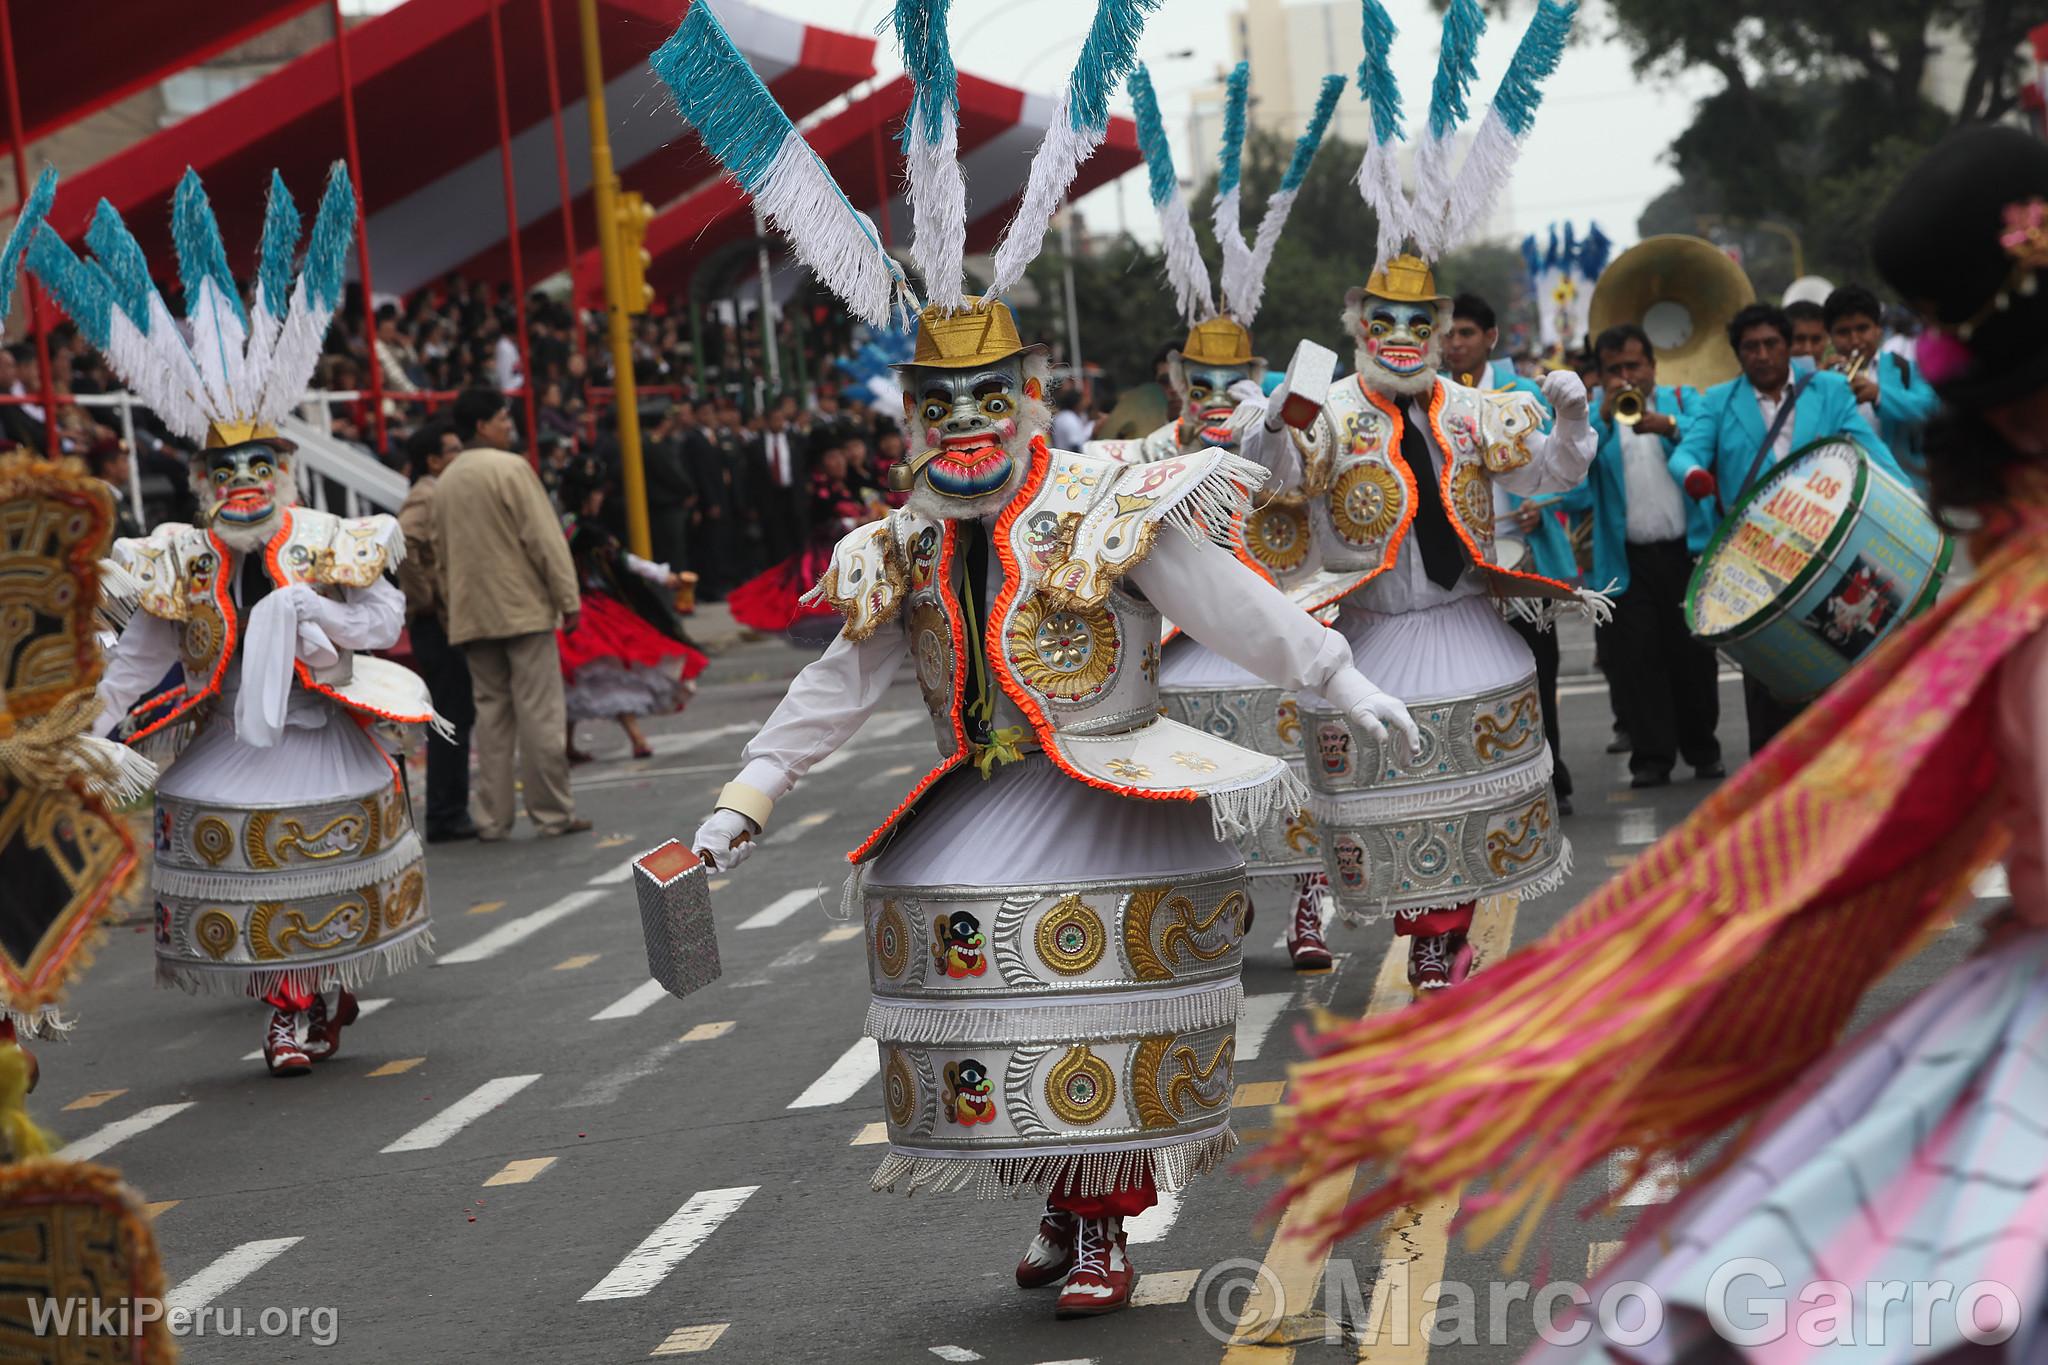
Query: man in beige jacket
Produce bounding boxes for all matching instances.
[433,389,590,839]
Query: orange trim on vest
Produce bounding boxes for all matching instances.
[129,526,243,744]
[848,518,969,863]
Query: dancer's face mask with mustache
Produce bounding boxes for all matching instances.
[1170,359,1263,450]
[903,359,1038,519]
[1355,296,1445,398]
[197,440,297,552]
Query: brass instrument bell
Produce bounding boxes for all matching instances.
[1613,387,1647,426]
[1587,235,1757,389]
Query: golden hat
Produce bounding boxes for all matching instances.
[897,296,1039,370]
[1179,315,1260,368]
[1361,253,1447,305]
[203,420,282,449]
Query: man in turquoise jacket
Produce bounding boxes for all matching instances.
[1568,323,1723,788]
[1444,293,1577,813]
[1668,302,1901,752]
[1823,283,1940,469]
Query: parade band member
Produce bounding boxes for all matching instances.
[1668,302,1903,752]
[1823,282,1942,466]
[1087,60,1349,969]
[1258,125,2048,1359]
[1274,0,1595,994]
[1784,297,1829,363]
[1569,323,1723,787]
[654,0,1419,1317]
[1443,292,1578,816]
[13,166,441,1076]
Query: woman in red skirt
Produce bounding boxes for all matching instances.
[557,462,708,761]
[726,438,881,642]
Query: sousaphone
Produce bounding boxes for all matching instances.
[1587,235,1756,389]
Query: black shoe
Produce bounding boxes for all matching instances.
[1556,792,1574,817]
[427,819,480,843]
[1605,731,1631,754]
[1693,761,1727,780]
[1630,770,1672,789]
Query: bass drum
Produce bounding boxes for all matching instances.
[1685,437,1953,702]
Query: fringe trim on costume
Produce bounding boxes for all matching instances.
[1156,451,1270,553]
[151,832,422,901]
[155,925,432,997]
[96,558,141,633]
[865,981,1242,1047]
[871,1126,1237,1199]
[1502,583,1615,631]
[1205,764,1311,843]
[1335,837,1572,925]
[1306,750,1552,823]
[133,711,202,770]
[7,1006,72,1040]
[72,736,157,804]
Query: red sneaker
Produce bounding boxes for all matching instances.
[263,1010,311,1077]
[302,988,360,1062]
[1287,875,1333,971]
[1054,1217,1134,1317]
[1016,1207,1078,1288]
[1407,930,1475,997]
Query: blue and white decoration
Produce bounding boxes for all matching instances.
[1521,220,1611,357]
[1130,65,1213,324]
[894,0,967,309]
[8,162,355,445]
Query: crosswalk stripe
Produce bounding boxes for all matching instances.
[240,998,390,1061]
[165,1237,302,1315]
[1124,1189,1181,1244]
[58,1103,195,1161]
[737,889,821,930]
[381,1075,540,1153]
[581,1186,759,1301]
[589,859,638,886]
[928,1349,983,1363]
[1131,1270,1200,1307]
[788,1039,878,1109]
[441,890,606,964]
[592,979,670,1021]
[1234,993,1294,1063]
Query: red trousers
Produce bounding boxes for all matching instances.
[1048,1170,1157,1219]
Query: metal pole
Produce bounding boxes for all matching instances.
[328,0,387,458]
[535,0,582,361]
[116,396,142,525]
[577,0,650,558]
[486,0,540,458]
[0,0,58,459]
[752,206,781,394]
[1059,211,1083,378]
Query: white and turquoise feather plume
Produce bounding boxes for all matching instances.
[1408,0,1485,261]
[985,0,1162,300]
[1442,0,1577,247]
[254,163,355,428]
[1354,0,1410,266]
[0,166,54,322]
[1226,73,1344,325]
[1210,62,1254,330]
[1128,65,1211,325]
[651,1,913,329]
[893,0,967,311]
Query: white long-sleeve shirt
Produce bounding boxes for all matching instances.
[730,524,1372,807]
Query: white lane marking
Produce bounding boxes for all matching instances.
[929,1349,983,1363]
[1558,671,1741,699]
[1620,808,1658,846]
[642,721,759,758]
[737,888,823,930]
[1976,864,2010,899]
[1235,993,1294,1063]
[592,979,670,1021]
[761,810,834,847]
[580,1187,759,1301]
[1124,1189,1181,1245]
[588,858,637,886]
[820,925,863,943]
[58,1102,195,1161]
[164,1237,302,1315]
[381,1075,541,1153]
[440,890,606,964]
[1610,1148,1684,1206]
[860,762,920,789]
[809,711,927,774]
[566,1039,687,1109]
[1130,1270,1200,1306]
[788,1039,879,1109]
[240,998,390,1061]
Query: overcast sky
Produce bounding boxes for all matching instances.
[352,0,1716,252]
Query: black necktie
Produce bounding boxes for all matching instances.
[954,519,993,748]
[238,552,272,615]
[1394,405,1466,589]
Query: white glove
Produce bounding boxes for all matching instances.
[1321,669,1422,762]
[692,807,761,872]
[1540,369,1589,424]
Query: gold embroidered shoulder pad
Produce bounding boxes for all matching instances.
[110,524,213,623]
[1040,447,1265,609]
[1478,389,1546,473]
[282,509,405,588]
[808,517,906,642]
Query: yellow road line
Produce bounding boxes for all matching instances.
[1133,1270,1201,1307]
[596,834,629,849]
[679,1021,734,1043]
[467,900,506,916]
[849,1122,888,1146]
[1586,1240,1623,1277]
[819,925,863,944]
[1233,1081,1287,1109]
[368,1057,426,1077]
[144,1200,179,1218]
[64,1089,126,1111]
[650,1324,728,1355]
[484,1157,557,1187]
[1221,895,1522,1363]
[553,954,601,971]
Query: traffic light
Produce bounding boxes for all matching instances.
[614,190,656,314]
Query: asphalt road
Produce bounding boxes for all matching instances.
[42,625,1990,1365]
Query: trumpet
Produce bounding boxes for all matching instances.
[1612,386,1648,426]
[1830,349,1873,384]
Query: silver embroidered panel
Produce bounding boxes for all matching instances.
[156,857,428,974]
[1233,790,1323,877]
[863,868,1249,1019]
[1160,682,1306,762]
[1298,675,1544,797]
[879,1021,1235,1158]
[154,786,413,879]
[1318,786,1565,916]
